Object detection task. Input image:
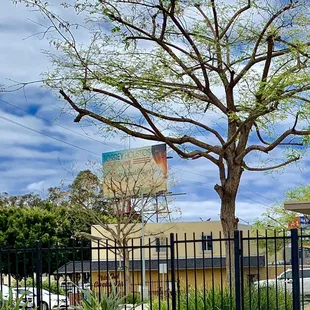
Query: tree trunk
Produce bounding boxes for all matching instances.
[123,248,131,296]
[216,165,242,285]
[221,194,239,286]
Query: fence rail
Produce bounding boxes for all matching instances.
[0,229,310,309]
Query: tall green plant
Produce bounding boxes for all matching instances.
[76,283,127,310]
[151,286,293,310]
[0,289,27,310]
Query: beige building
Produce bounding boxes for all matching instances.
[52,220,302,303]
[89,221,267,296]
[91,221,254,261]
[54,221,294,299]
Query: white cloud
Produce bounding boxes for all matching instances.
[172,199,267,224]
[27,180,45,192]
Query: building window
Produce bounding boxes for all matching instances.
[201,233,212,252]
[155,236,167,253]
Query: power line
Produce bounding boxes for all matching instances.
[0,115,102,157]
[0,96,283,207]
[170,158,276,203]
[176,176,272,208]
[0,112,274,209]
[0,97,119,149]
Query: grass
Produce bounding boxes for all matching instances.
[150,285,293,310]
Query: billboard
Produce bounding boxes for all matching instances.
[102,144,167,198]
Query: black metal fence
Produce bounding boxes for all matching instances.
[0,229,309,309]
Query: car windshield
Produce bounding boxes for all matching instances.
[15,288,33,296]
[279,271,292,279]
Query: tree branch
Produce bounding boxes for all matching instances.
[194,4,216,39]
[83,85,225,145]
[196,1,229,87]
[277,85,310,101]
[254,122,303,147]
[252,3,296,57]
[233,3,303,86]
[219,0,251,39]
[59,90,222,161]
[237,113,310,160]
[110,13,207,93]
[125,36,200,63]
[163,6,212,91]
[261,36,274,83]
[243,156,300,171]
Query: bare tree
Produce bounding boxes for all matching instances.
[73,164,176,294]
[10,0,310,279]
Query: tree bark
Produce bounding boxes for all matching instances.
[221,193,238,286]
[216,164,242,285]
[123,248,131,296]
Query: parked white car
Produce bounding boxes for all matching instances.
[0,284,10,301]
[13,287,70,310]
[254,268,310,295]
[1,285,34,308]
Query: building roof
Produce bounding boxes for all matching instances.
[54,256,265,274]
[284,200,310,215]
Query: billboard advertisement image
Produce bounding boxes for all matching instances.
[102,144,167,198]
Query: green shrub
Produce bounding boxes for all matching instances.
[150,285,293,310]
[125,293,141,305]
[42,279,66,295]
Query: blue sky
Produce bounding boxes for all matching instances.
[1,0,310,224]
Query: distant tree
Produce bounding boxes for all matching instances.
[0,192,43,208]
[252,204,296,254]
[73,164,176,293]
[0,169,116,280]
[286,185,310,202]
[68,169,109,213]
[46,186,69,207]
[252,184,310,254]
[0,204,76,279]
[46,169,110,213]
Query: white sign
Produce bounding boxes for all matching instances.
[159,263,167,274]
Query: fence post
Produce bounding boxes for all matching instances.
[35,241,42,310]
[170,233,177,310]
[234,230,241,310]
[291,229,300,310]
